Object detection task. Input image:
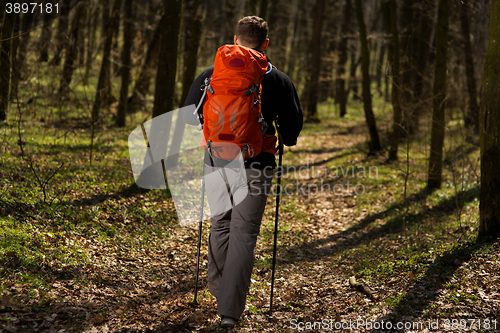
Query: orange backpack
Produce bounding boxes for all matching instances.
[199,44,276,160]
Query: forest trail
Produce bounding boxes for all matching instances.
[2,116,498,332]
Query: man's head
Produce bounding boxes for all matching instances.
[234,16,269,51]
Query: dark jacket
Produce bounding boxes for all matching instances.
[184,61,303,169]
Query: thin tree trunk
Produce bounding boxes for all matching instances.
[91,0,122,123]
[116,0,134,127]
[376,43,386,95]
[479,0,500,239]
[400,0,414,135]
[78,3,88,66]
[38,11,53,62]
[348,46,360,100]
[9,12,20,102]
[152,0,182,118]
[385,0,402,161]
[304,0,326,123]
[318,1,340,102]
[427,0,450,190]
[461,2,479,133]
[168,8,202,167]
[84,1,99,85]
[59,1,87,97]
[50,1,70,66]
[355,0,382,154]
[11,11,35,102]
[336,0,352,117]
[0,12,16,121]
[101,0,113,103]
[128,15,163,113]
[137,0,182,187]
[413,0,436,133]
[259,0,269,20]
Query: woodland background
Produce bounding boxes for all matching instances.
[0,0,499,331]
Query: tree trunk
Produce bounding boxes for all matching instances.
[413,0,436,134]
[168,7,202,167]
[0,11,16,121]
[259,0,269,20]
[91,0,122,123]
[11,11,35,102]
[116,0,134,127]
[101,0,113,103]
[222,0,236,45]
[400,0,415,135]
[376,43,386,95]
[318,1,340,102]
[112,3,121,75]
[38,11,53,62]
[59,1,87,97]
[355,0,382,154]
[336,0,352,117]
[137,0,182,186]
[348,46,360,100]
[461,2,479,133]
[84,1,100,85]
[9,12,20,102]
[384,0,402,161]
[128,15,163,113]
[77,3,88,66]
[479,0,500,239]
[304,0,326,123]
[427,0,450,190]
[50,1,70,66]
[152,0,182,118]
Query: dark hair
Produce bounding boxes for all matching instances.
[236,16,268,49]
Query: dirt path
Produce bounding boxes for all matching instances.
[3,119,499,332]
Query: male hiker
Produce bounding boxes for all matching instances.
[184,16,303,328]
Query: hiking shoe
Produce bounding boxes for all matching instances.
[220,316,237,328]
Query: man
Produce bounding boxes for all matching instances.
[184,16,303,328]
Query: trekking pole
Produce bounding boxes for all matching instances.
[193,166,205,305]
[268,122,283,320]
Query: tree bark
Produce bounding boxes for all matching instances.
[83,1,100,85]
[11,11,35,102]
[259,0,269,20]
[479,0,500,239]
[461,2,479,133]
[304,0,326,123]
[91,0,122,123]
[0,11,16,121]
[384,0,402,161]
[336,0,352,117]
[50,1,70,66]
[427,0,450,190]
[59,1,87,97]
[355,0,382,154]
[348,45,360,100]
[400,0,415,135]
[9,12,20,102]
[38,11,53,62]
[168,7,203,167]
[116,0,134,127]
[128,14,163,113]
[412,0,436,134]
[152,0,182,118]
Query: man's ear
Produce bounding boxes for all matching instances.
[234,35,239,45]
[262,38,269,50]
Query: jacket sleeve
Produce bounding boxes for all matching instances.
[182,66,214,125]
[276,75,303,147]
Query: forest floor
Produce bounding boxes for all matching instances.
[1,100,499,332]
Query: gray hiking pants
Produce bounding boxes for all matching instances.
[205,166,273,319]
